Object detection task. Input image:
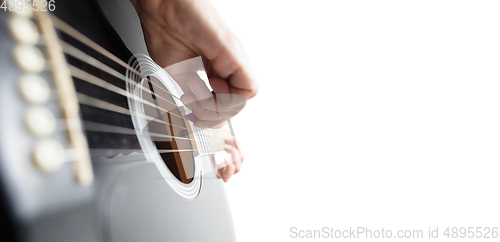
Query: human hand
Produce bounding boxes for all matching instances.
[217,137,244,182]
[130,0,258,127]
[165,57,246,128]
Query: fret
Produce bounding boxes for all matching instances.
[203,129,210,154]
[207,129,214,154]
[200,131,205,154]
[208,129,214,154]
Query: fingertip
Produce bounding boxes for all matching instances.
[180,93,196,108]
[183,113,197,122]
[187,75,212,100]
[248,86,259,99]
[222,162,235,181]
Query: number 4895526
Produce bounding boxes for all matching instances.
[1,0,56,12]
[443,227,498,239]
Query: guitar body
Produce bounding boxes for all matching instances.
[0,1,236,241]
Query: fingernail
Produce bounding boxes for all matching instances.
[183,113,197,122]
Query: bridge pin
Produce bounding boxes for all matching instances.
[13,44,45,73]
[25,106,56,136]
[32,138,64,173]
[18,74,50,104]
[8,16,39,45]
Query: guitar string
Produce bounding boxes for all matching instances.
[61,129,225,161]
[43,58,230,143]
[57,39,188,115]
[47,14,231,143]
[49,14,184,107]
[45,15,228,154]
[38,38,194,124]
[51,14,231,131]
[60,94,227,148]
[43,54,229,143]
[50,15,141,77]
[50,14,186,104]
[64,148,217,163]
[64,120,196,142]
[61,119,227,150]
[88,148,212,154]
[76,92,207,135]
[41,28,229,140]
[75,92,227,144]
[67,63,187,123]
[54,89,227,147]
[11,15,223,163]
[79,120,225,150]
[68,63,229,140]
[57,88,226,153]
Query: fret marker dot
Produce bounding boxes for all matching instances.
[32,139,64,173]
[13,45,45,73]
[25,106,56,136]
[8,16,39,45]
[18,74,50,104]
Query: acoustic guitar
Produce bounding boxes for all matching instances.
[0,0,237,241]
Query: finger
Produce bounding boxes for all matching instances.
[227,67,259,99]
[181,111,230,129]
[182,94,239,122]
[225,144,242,174]
[213,93,247,112]
[185,74,225,114]
[210,77,246,109]
[203,37,258,99]
[216,161,225,178]
[164,57,210,95]
[210,76,247,109]
[221,157,235,182]
[180,94,219,121]
[184,94,245,114]
[228,137,244,163]
[170,72,199,95]
[193,92,246,113]
[187,73,212,98]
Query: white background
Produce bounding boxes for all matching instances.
[210,1,500,241]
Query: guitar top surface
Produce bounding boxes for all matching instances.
[0,0,236,241]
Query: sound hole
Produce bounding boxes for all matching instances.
[140,76,194,184]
